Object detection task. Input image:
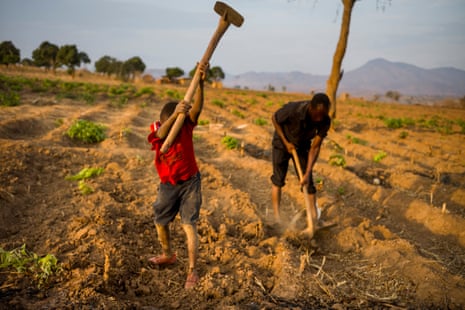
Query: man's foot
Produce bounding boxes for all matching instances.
[185,271,199,290]
[316,219,337,230]
[148,253,177,266]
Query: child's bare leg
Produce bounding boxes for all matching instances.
[182,223,198,273]
[155,224,171,256]
[182,223,199,289]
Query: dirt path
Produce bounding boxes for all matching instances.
[1,72,464,309]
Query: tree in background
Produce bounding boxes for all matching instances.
[95,55,146,81]
[166,67,184,82]
[32,41,59,72]
[210,66,225,82]
[95,55,118,76]
[0,41,20,66]
[56,44,90,77]
[21,58,34,66]
[188,65,225,84]
[121,56,146,81]
[326,0,391,119]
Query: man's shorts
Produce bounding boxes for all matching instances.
[153,172,202,226]
[270,146,317,194]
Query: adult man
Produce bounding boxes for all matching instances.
[271,93,331,231]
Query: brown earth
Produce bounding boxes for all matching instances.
[1,68,465,309]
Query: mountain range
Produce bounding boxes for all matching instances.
[148,58,465,98]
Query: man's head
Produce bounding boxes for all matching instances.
[309,93,330,122]
[160,101,178,123]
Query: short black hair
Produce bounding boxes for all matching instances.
[310,93,330,110]
[160,101,178,121]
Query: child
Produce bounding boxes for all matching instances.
[270,93,331,231]
[147,64,208,290]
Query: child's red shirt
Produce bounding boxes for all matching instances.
[147,118,199,185]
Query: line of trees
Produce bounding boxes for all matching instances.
[1,40,227,84]
[0,40,147,81]
[1,40,91,77]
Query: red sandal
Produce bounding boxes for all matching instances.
[148,253,177,266]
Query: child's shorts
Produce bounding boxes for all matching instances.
[153,172,202,226]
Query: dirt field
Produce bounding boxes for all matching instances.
[1,68,465,309]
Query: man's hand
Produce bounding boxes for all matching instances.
[174,100,191,115]
[285,141,295,154]
[300,171,311,186]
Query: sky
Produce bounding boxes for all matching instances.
[1,0,464,75]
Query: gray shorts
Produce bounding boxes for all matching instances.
[153,172,202,226]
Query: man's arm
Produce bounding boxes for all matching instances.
[156,101,191,139]
[272,113,295,153]
[301,135,324,185]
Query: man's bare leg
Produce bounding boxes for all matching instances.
[271,184,282,222]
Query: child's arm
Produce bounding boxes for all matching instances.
[156,101,191,139]
[189,63,208,124]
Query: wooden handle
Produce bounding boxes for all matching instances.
[291,149,315,236]
[160,19,230,153]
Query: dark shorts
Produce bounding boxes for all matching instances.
[270,146,316,194]
[153,172,202,226]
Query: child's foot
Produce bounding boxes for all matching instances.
[148,253,177,266]
[184,271,199,290]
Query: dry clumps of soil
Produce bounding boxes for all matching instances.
[1,68,465,309]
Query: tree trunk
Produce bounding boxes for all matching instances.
[326,0,356,119]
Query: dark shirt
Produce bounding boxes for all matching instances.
[272,100,331,151]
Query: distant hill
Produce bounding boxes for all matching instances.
[221,58,465,98]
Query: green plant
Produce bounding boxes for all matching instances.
[66,167,104,181]
[135,87,155,97]
[0,244,61,288]
[0,90,20,106]
[66,119,106,143]
[221,135,239,150]
[198,119,210,126]
[399,131,408,139]
[384,118,403,129]
[165,89,182,100]
[374,150,387,163]
[81,92,96,105]
[457,119,465,134]
[346,134,367,145]
[110,95,129,108]
[78,180,94,195]
[212,99,225,108]
[253,117,268,126]
[329,154,346,167]
[232,109,245,118]
[54,118,64,127]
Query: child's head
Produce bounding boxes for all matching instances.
[309,93,330,122]
[160,101,178,123]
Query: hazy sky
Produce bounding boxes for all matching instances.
[1,0,464,75]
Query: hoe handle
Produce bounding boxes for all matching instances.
[160,2,243,153]
[291,149,315,237]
